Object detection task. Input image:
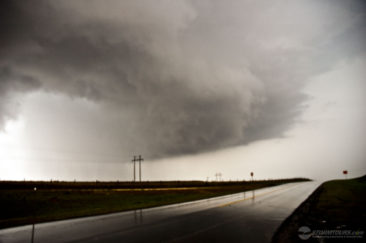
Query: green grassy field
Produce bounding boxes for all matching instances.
[272,175,366,243]
[0,178,308,229]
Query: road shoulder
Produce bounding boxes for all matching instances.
[272,176,366,243]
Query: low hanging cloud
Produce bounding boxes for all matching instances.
[0,0,365,159]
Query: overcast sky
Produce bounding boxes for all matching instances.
[0,0,365,181]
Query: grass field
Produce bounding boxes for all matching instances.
[272,175,366,243]
[0,178,309,229]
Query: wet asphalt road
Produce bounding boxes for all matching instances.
[0,181,320,243]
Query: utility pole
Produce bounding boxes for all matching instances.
[132,156,137,182]
[215,172,222,181]
[137,155,144,182]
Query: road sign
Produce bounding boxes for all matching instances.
[343,170,348,179]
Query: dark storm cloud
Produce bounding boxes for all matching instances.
[0,66,41,128]
[0,0,365,158]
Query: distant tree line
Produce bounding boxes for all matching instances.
[0,178,311,190]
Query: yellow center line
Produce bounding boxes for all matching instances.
[217,183,299,208]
